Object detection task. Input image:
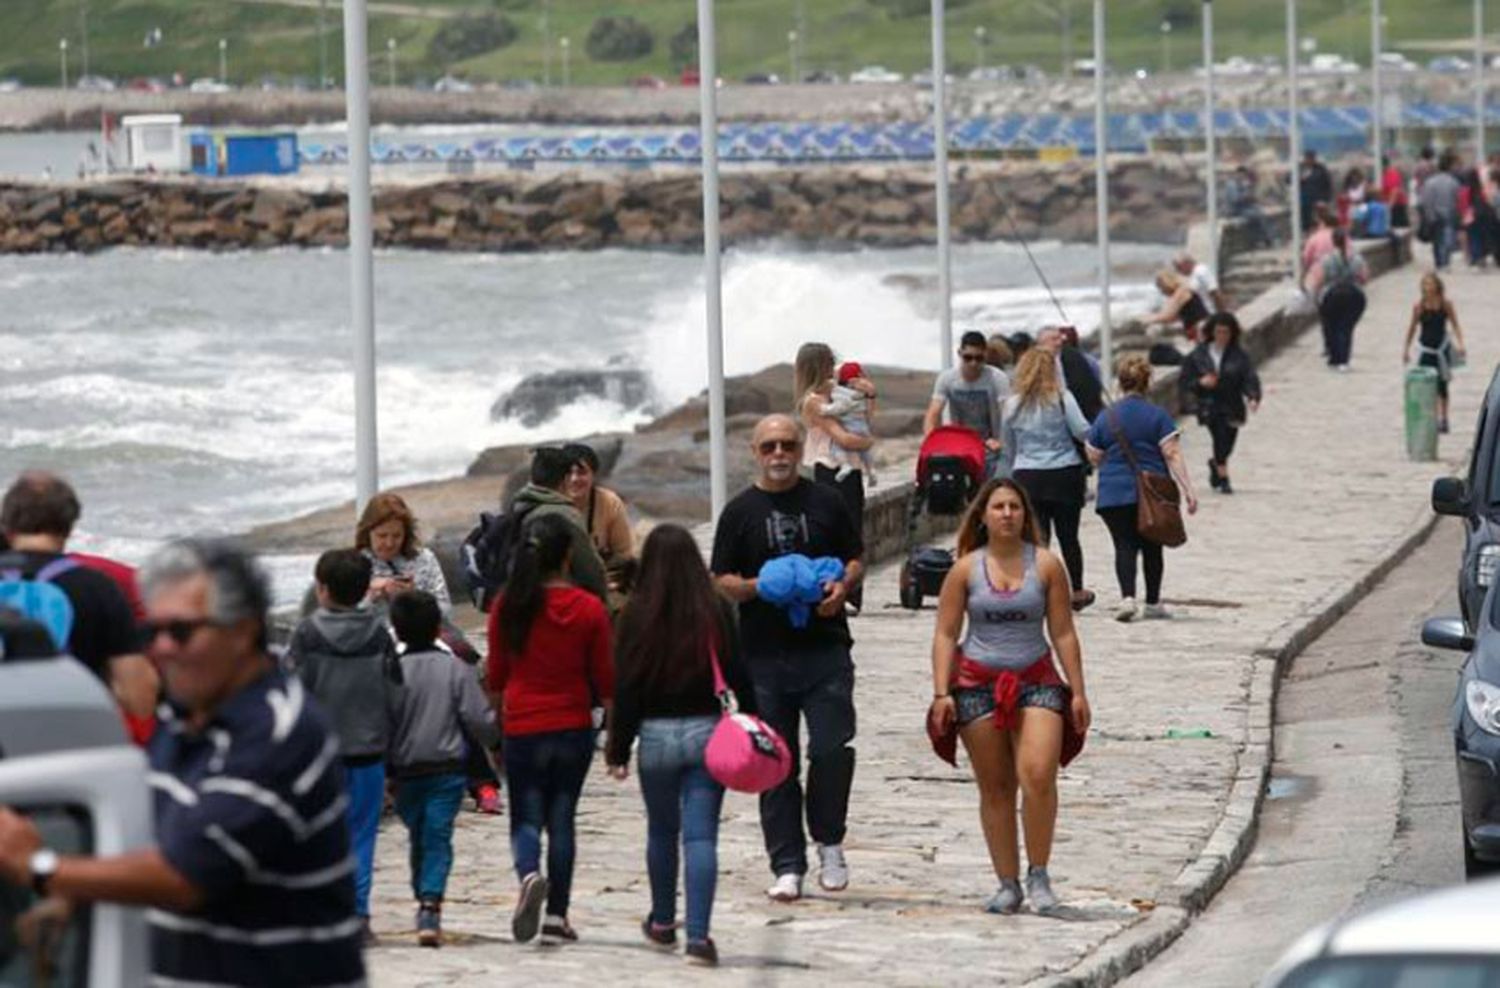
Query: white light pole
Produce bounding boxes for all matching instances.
[542,0,553,87]
[1476,0,1487,160]
[59,38,69,90]
[386,38,396,87]
[974,25,987,74]
[1094,0,1112,374]
[1204,0,1218,273]
[218,38,228,85]
[1288,0,1303,284]
[788,29,799,83]
[932,0,953,369]
[697,0,727,521]
[560,36,571,88]
[344,0,378,511]
[1371,0,1383,173]
[1161,20,1173,76]
[80,1,90,79]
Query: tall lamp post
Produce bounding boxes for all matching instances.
[386,37,396,87]
[218,38,228,85]
[560,36,571,88]
[932,0,953,369]
[1371,0,1383,172]
[1204,0,1218,273]
[59,39,69,90]
[1288,0,1303,284]
[1093,0,1111,374]
[542,0,553,87]
[1161,20,1173,76]
[974,25,987,74]
[789,30,799,84]
[1476,0,1487,160]
[343,0,378,511]
[697,0,727,521]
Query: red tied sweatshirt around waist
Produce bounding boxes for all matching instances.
[486,585,614,737]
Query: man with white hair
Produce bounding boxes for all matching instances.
[1173,252,1228,313]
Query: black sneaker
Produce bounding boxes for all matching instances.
[1219,478,1235,495]
[416,901,441,948]
[685,938,719,967]
[512,873,548,944]
[360,916,377,948]
[1206,458,1222,490]
[642,916,677,949]
[541,915,577,943]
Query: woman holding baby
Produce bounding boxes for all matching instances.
[794,342,876,614]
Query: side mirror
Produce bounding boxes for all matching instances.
[1432,476,1470,517]
[1422,616,1475,652]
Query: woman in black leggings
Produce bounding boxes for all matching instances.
[1179,312,1262,495]
[1084,357,1199,622]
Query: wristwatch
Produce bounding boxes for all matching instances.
[29,848,58,897]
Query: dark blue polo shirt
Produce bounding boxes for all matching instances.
[147,667,365,987]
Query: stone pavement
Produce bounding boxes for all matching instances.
[366,261,1493,986]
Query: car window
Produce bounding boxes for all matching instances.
[1472,405,1488,491]
[1277,955,1500,988]
[0,805,91,988]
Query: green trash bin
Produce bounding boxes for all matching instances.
[1405,366,1440,462]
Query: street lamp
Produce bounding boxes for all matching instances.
[386,37,396,87]
[1288,0,1303,282]
[931,0,953,368]
[218,38,228,85]
[788,29,799,83]
[1476,0,1486,161]
[560,36,571,88]
[542,0,553,87]
[1160,20,1172,76]
[974,25,987,74]
[59,38,69,90]
[1371,0,1382,172]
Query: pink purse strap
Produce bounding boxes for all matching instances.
[708,639,740,715]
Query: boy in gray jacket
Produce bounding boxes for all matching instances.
[388,589,500,947]
[286,548,400,938]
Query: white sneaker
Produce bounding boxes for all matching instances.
[1114,598,1139,623]
[767,873,803,902]
[817,844,849,892]
[1142,603,1171,620]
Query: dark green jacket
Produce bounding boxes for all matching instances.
[511,484,609,602]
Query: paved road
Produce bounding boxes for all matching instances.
[1124,521,1467,987]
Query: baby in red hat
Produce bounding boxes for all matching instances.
[823,361,877,486]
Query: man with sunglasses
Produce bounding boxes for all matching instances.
[0,539,365,987]
[924,331,1013,478]
[711,415,864,903]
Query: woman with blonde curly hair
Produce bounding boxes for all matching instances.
[1000,349,1094,611]
[356,491,452,613]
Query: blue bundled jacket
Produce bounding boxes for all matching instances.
[757,554,846,628]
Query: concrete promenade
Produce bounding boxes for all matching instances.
[367,260,1491,986]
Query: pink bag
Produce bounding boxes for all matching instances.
[704,644,792,794]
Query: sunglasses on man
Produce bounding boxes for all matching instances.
[960,351,987,364]
[757,438,799,455]
[139,618,222,648]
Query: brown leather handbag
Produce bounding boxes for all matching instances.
[1107,408,1187,548]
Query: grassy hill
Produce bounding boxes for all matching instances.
[1,0,1487,89]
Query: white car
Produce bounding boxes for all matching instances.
[850,65,903,84]
[1216,56,1263,75]
[432,74,475,93]
[1378,52,1420,73]
[187,77,230,93]
[1260,880,1500,986]
[74,75,115,92]
[967,66,1009,82]
[1308,54,1361,74]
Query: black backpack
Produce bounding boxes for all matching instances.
[924,455,975,516]
[460,501,538,612]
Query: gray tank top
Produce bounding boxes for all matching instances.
[959,545,1051,671]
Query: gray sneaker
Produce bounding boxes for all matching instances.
[984,878,1024,915]
[1026,866,1059,914]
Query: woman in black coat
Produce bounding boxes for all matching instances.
[1179,312,1262,495]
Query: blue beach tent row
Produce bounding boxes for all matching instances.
[298,102,1499,166]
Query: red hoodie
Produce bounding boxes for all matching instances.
[486,586,614,737]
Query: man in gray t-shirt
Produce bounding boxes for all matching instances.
[923,331,1012,477]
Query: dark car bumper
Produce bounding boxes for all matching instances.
[1456,739,1500,861]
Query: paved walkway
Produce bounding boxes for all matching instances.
[367,262,1493,986]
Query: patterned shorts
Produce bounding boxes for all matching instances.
[954,683,1068,727]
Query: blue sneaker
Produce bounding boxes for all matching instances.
[416,900,441,948]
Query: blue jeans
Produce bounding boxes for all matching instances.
[393,772,467,902]
[750,644,857,877]
[637,716,724,943]
[343,761,385,917]
[504,729,594,918]
[1434,218,1458,269]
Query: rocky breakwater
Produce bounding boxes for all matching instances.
[0,157,1216,255]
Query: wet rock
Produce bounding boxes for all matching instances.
[491,369,653,428]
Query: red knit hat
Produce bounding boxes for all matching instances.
[837,361,864,384]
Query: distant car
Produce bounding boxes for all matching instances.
[743,72,780,85]
[630,74,667,90]
[1070,58,1110,77]
[75,75,115,92]
[431,75,474,93]
[188,77,230,94]
[1430,55,1473,74]
[910,69,955,88]
[1260,879,1500,985]
[0,618,152,986]
[1431,366,1500,631]
[1378,52,1420,72]
[1308,54,1360,74]
[850,65,903,84]
[680,67,700,85]
[124,77,165,93]
[967,66,1010,82]
[1216,55,1263,75]
[0,78,21,93]
[1017,64,1047,82]
[803,70,840,84]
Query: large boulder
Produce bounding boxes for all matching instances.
[491,369,653,427]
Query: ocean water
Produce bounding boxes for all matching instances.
[0,239,1165,598]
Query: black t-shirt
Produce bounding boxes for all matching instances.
[709,479,863,658]
[0,551,137,680]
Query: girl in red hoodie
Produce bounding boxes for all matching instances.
[486,512,614,946]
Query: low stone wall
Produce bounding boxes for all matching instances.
[0,157,1229,254]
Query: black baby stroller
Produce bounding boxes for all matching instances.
[898,425,989,609]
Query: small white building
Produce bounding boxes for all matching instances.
[119,114,187,173]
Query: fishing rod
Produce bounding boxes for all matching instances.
[992,194,1074,326]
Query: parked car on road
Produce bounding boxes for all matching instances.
[630,74,667,89]
[1260,879,1500,985]
[1430,55,1473,74]
[432,75,474,93]
[187,77,230,94]
[743,72,780,85]
[803,70,840,84]
[1422,608,1500,878]
[967,66,1010,82]
[75,75,115,92]
[0,78,21,93]
[1378,51,1420,72]
[850,65,902,83]
[0,617,151,986]
[1431,366,1500,631]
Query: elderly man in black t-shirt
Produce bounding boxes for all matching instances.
[710,414,865,903]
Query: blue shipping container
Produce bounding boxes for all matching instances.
[224,134,299,176]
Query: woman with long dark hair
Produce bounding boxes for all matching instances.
[1315,228,1369,371]
[1403,272,1469,435]
[486,513,614,946]
[606,525,757,968]
[928,478,1090,915]
[1180,312,1263,495]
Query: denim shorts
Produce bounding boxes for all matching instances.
[954,683,1067,726]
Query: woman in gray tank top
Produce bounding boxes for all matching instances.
[928,478,1091,916]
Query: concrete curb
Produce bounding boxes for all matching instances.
[1036,507,1446,988]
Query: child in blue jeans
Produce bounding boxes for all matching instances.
[389,590,500,947]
